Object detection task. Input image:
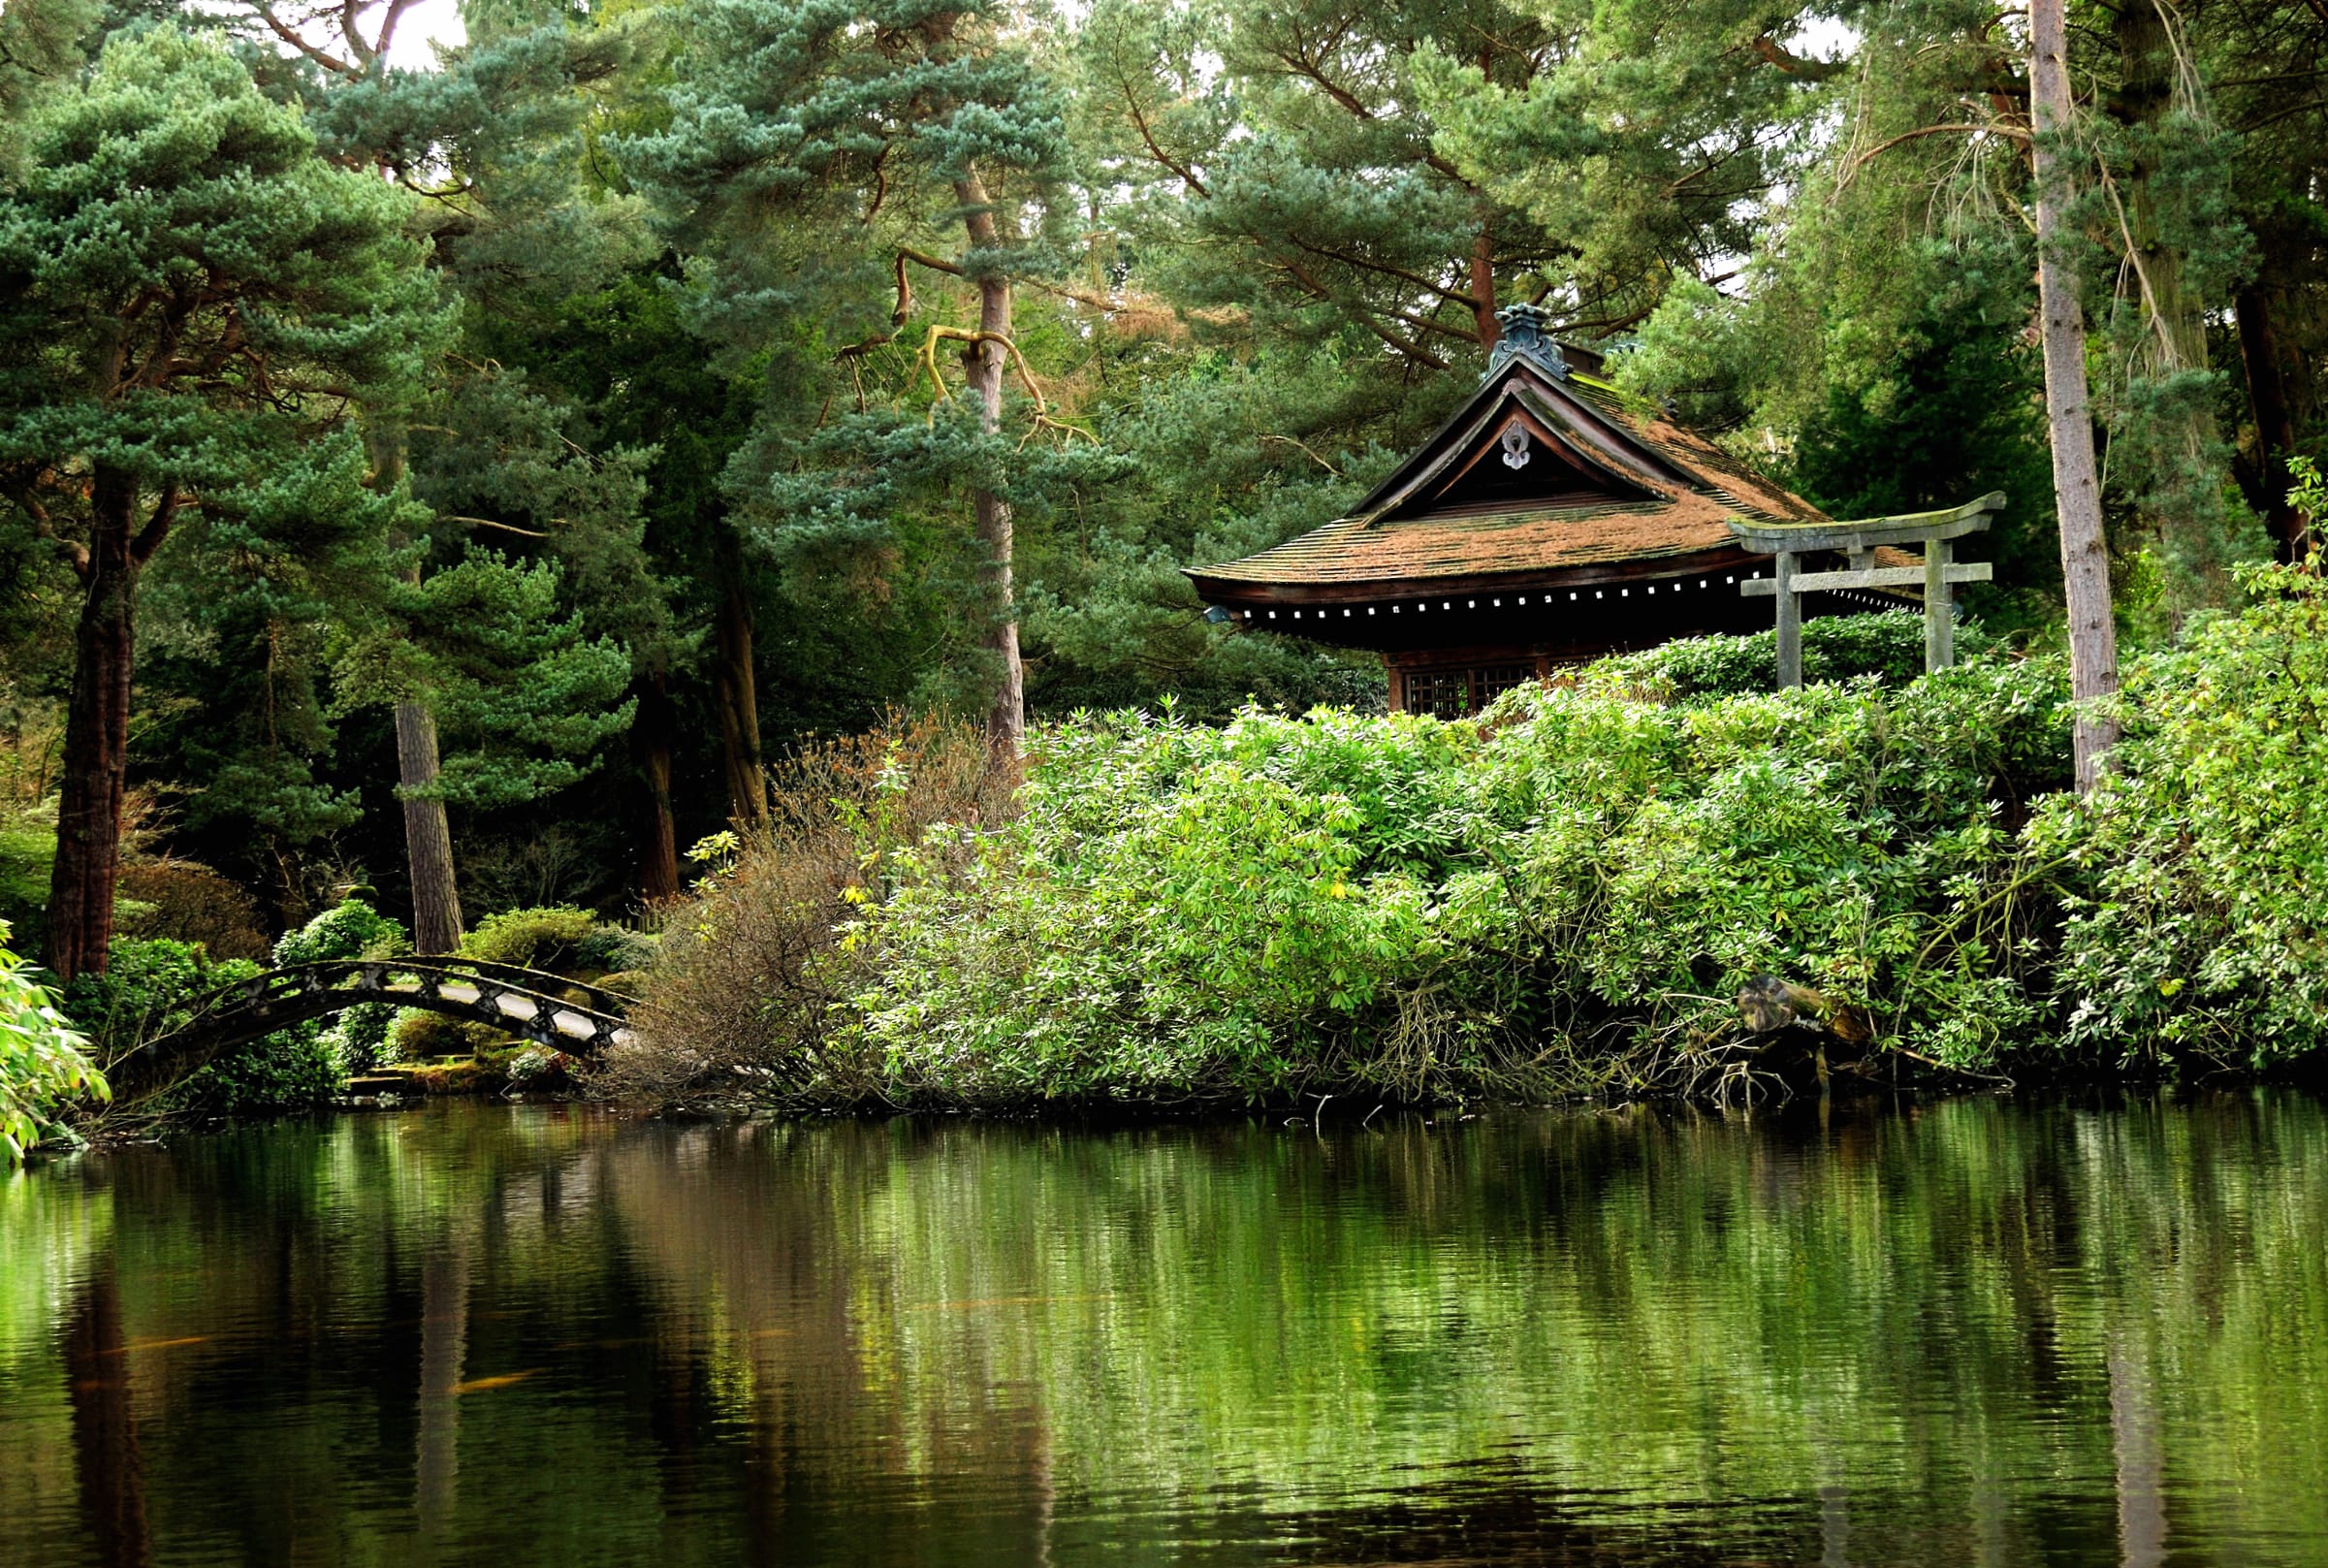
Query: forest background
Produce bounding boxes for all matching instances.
[1,0,2322,989]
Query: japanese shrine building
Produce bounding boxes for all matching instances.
[1185,304,1909,716]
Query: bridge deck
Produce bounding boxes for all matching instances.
[378,979,638,1050]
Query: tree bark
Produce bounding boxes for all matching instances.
[635,671,682,901]
[2034,0,2121,791]
[1469,222,1499,348]
[396,700,464,953]
[2235,285,2308,560]
[47,465,142,983]
[368,423,464,954]
[956,167,1024,754]
[712,563,767,829]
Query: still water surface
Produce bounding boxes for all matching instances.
[4,1094,2326,1566]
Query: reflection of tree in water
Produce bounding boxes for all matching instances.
[64,1263,151,1568]
[8,1095,2328,1566]
[603,1120,1062,1566]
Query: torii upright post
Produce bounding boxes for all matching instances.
[1733,493,2005,688]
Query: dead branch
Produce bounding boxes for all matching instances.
[1834,120,2030,199]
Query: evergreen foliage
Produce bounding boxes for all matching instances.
[9,0,2328,1111]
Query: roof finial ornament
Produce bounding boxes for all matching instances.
[1488,303,1568,380]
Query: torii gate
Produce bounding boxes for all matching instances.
[1731,492,2005,688]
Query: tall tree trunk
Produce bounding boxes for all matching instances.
[2034,0,2121,791]
[1469,223,1498,348]
[396,700,464,953]
[712,560,767,829]
[635,671,682,901]
[2235,285,2308,560]
[955,167,1024,754]
[368,423,464,953]
[48,465,142,983]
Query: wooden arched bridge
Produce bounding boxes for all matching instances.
[110,957,638,1101]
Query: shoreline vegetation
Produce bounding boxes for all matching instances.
[606,568,2328,1115]
[11,571,2328,1154]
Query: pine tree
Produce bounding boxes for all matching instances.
[628,0,1073,752]
[0,28,440,978]
[228,0,655,936]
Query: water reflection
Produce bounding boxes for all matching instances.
[2,1094,2325,1566]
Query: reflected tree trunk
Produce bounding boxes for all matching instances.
[64,1264,152,1568]
[415,1241,470,1539]
[2111,1349,2167,1568]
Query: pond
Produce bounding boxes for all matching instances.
[3,1093,2325,1566]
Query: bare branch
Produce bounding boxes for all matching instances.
[1834,121,2029,198]
[257,4,355,74]
[130,484,180,566]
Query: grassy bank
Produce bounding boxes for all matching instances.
[616,569,2326,1109]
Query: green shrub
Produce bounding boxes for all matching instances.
[275,898,406,966]
[835,655,2069,1105]
[459,905,597,969]
[1593,609,1997,700]
[391,1008,505,1061]
[62,939,340,1115]
[624,581,2328,1108]
[272,899,409,1073]
[0,920,104,1163]
[2035,564,2328,1068]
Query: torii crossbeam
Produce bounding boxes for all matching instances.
[1731,492,2005,688]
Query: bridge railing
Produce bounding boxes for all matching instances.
[182,956,636,1055]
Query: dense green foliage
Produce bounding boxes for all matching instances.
[2041,565,2328,1061]
[56,939,341,1114]
[0,920,102,1162]
[271,898,407,1075]
[629,569,2328,1105]
[4,0,2328,1112]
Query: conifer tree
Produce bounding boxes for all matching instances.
[630,0,1071,752]
[0,28,439,978]
[229,0,656,937]
[1080,0,1560,366]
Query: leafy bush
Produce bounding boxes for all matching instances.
[459,905,597,969]
[623,656,2069,1106]
[273,899,408,1074]
[835,656,2069,1105]
[275,898,406,966]
[622,581,2328,1109]
[62,939,340,1114]
[113,863,271,962]
[0,920,104,1163]
[1593,608,1997,700]
[2036,564,2328,1067]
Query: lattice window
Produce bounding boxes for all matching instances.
[1406,669,1475,719]
[1477,664,1538,704]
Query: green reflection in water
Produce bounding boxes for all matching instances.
[1,1094,2324,1567]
